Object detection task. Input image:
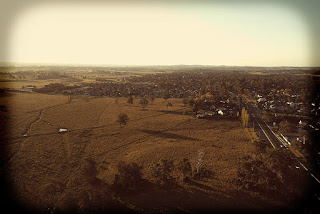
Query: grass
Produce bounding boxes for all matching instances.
[1,92,287,212]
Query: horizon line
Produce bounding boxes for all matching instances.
[0,62,318,68]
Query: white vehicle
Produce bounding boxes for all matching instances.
[59,128,68,133]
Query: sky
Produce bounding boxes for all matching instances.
[1,0,319,67]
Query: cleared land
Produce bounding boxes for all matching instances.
[0,92,287,212]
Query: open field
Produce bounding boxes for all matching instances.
[0,92,291,212]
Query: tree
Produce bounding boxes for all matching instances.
[195,150,204,175]
[117,113,129,127]
[166,102,173,110]
[241,107,250,128]
[127,96,134,105]
[151,159,175,186]
[113,161,144,191]
[139,98,149,109]
[177,158,192,183]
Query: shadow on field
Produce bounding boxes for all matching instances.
[114,180,285,213]
[198,116,239,122]
[155,109,184,116]
[139,129,199,141]
[187,180,215,191]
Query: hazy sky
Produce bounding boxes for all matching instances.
[2,1,318,66]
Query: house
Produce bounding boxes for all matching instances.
[298,120,307,127]
[196,113,205,118]
[22,85,36,90]
[257,98,267,103]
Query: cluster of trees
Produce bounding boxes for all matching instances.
[151,156,212,186]
[111,156,213,194]
[32,83,80,94]
[236,148,309,204]
[36,72,68,80]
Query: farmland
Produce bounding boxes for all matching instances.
[0,92,300,212]
[0,66,315,213]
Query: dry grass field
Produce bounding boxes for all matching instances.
[1,92,287,213]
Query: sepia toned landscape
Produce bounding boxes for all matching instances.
[0,65,319,213]
[1,1,320,213]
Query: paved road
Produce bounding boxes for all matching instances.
[246,102,284,148]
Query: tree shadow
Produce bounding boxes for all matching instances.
[113,179,287,213]
[187,180,214,191]
[138,129,199,141]
[155,110,184,116]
